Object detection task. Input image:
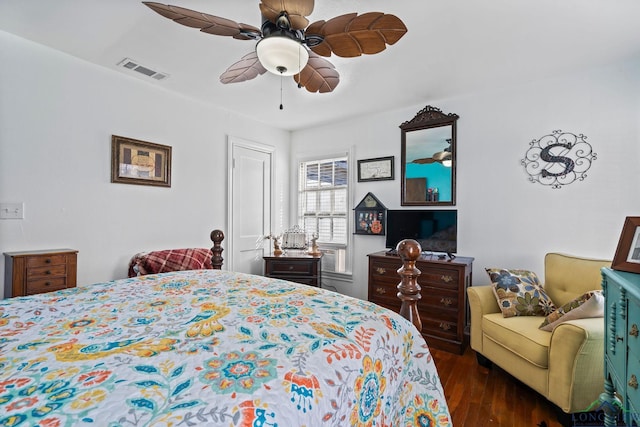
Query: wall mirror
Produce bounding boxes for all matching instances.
[400,106,459,206]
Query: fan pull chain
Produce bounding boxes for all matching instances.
[297,48,302,89]
[279,74,284,110]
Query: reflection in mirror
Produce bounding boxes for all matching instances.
[400,106,459,206]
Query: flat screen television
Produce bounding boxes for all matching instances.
[385,209,457,255]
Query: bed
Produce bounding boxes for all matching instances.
[0,230,451,426]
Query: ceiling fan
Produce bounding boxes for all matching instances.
[143,0,407,93]
[412,139,453,167]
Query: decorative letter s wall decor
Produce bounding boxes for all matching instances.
[521,130,596,189]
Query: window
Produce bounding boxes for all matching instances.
[298,156,351,274]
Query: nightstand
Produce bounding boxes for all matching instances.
[263,253,322,287]
[4,249,78,298]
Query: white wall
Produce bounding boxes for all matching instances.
[291,58,640,300]
[0,31,291,298]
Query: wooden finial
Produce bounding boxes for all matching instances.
[210,229,224,270]
[396,239,423,332]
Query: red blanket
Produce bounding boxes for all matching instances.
[128,248,213,277]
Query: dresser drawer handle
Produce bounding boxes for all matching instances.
[45,270,52,275]
[440,297,453,307]
[45,282,51,287]
[629,374,638,389]
[376,287,387,295]
[288,266,294,270]
[45,258,52,264]
[375,267,386,275]
[631,324,639,338]
[617,336,625,342]
[441,275,453,283]
[439,322,452,331]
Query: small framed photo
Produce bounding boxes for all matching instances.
[357,156,394,182]
[612,216,640,273]
[111,135,172,187]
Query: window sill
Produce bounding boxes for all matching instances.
[322,271,353,283]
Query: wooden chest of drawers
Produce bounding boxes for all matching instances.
[264,253,322,287]
[601,267,640,426]
[4,249,78,298]
[368,251,473,354]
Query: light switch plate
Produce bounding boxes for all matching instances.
[0,202,24,219]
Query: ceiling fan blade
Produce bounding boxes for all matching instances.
[143,2,261,40]
[259,0,314,30]
[411,158,438,165]
[307,12,407,58]
[294,51,339,93]
[432,151,452,162]
[220,52,267,84]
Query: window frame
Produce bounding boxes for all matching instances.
[296,151,353,277]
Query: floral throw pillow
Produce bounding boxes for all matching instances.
[539,290,604,331]
[486,268,556,318]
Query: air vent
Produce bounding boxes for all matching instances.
[117,58,169,81]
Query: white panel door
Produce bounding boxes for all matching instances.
[229,139,272,275]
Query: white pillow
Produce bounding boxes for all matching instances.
[539,290,604,332]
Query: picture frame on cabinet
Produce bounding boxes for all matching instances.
[357,156,394,182]
[612,216,640,274]
[111,135,172,187]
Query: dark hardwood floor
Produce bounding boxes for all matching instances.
[430,346,566,427]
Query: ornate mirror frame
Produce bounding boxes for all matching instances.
[400,106,459,206]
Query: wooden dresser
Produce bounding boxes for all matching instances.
[263,253,322,287]
[601,267,640,426]
[368,251,473,354]
[4,249,78,298]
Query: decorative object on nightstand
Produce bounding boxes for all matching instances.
[308,233,321,256]
[282,225,307,251]
[264,233,283,256]
[4,249,78,298]
[354,192,386,235]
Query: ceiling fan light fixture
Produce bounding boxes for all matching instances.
[256,36,309,76]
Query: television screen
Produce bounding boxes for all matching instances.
[385,209,457,254]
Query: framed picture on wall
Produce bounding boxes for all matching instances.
[357,156,394,182]
[612,216,640,274]
[111,135,172,187]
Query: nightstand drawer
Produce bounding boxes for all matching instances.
[26,277,68,294]
[268,261,315,275]
[26,254,68,268]
[26,264,67,279]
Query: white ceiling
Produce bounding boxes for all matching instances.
[2,0,640,131]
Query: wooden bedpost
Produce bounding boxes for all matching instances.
[210,229,224,270]
[396,239,423,332]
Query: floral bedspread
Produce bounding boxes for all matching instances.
[0,270,451,427]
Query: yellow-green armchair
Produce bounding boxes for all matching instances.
[467,253,610,415]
